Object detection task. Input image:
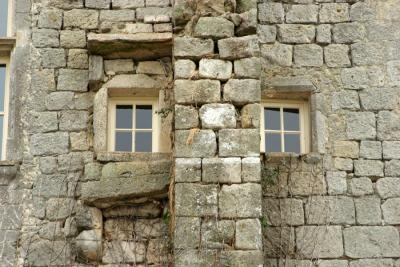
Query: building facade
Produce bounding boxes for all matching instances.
[0,0,400,266]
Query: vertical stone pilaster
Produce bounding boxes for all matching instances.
[172,1,263,266]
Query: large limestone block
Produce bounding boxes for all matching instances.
[376,177,400,199]
[278,24,315,43]
[199,59,232,80]
[378,111,400,140]
[286,4,319,23]
[219,183,262,218]
[287,171,326,196]
[242,157,261,182]
[57,69,89,92]
[201,219,235,249]
[76,229,102,261]
[194,17,234,39]
[174,249,217,267]
[346,112,376,140]
[31,132,69,156]
[305,196,355,225]
[64,9,99,29]
[344,226,400,258]
[175,183,218,216]
[174,37,214,59]
[175,105,199,130]
[354,197,382,225]
[104,74,159,91]
[102,241,146,264]
[202,158,241,183]
[219,250,264,267]
[382,198,400,224]
[219,129,260,157]
[296,226,343,258]
[320,3,350,23]
[175,130,217,157]
[354,159,384,177]
[235,219,262,250]
[263,198,304,226]
[175,158,201,183]
[25,240,71,266]
[199,103,236,129]
[234,57,261,79]
[258,3,284,24]
[223,79,261,105]
[174,217,200,249]
[218,35,260,60]
[350,259,394,267]
[174,79,220,104]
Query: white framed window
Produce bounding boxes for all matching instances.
[108,97,160,153]
[261,100,310,154]
[0,0,12,37]
[0,57,10,160]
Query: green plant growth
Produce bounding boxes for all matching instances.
[261,165,279,186]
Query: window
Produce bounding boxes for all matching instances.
[0,0,10,37]
[261,100,310,154]
[108,98,159,152]
[0,58,9,159]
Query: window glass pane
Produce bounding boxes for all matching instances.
[284,134,300,154]
[283,108,300,131]
[135,132,152,152]
[136,105,152,129]
[265,133,281,153]
[115,131,132,152]
[0,65,5,112]
[0,116,3,159]
[116,105,133,129]
[0,0,8,37]
[265,108,280,130]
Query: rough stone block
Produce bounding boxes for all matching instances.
[100,10,136,22]
[218,35,260,60]
[199,59,232,80]
[199,103,236,129]
[194,17,234,39]
[136,7,172,21]
[25,240,71,266]
[219,129,260,157]
[59,110,89,131]
[288,171,326,196]
[137,61,165,75]
[102,241,145,264]
[388,60,400,86]
[258,2,284,23]
[202,158,241,184]
[333,141,359,158]
[58,69,89,92]
[31,132,69,156]
[89,56,104,87]
[219,183,262,218]
[86,0,110,9]
[346,112,376,140]
[286,4,318,23]
[351,42,384,66]
[241,103,260,129]
[382,198,400,225]
[175,158,201,183]
[355,197,382,225]
[344,226,400,258]
[386,160,400,177]
[174,79,220,104]
[264,227,295,258]
[46,198,75,220]
[38,9,63,29]
[350,259,394,267]
[333,23,366,44]
[360,88,397,111]
[334,157,353,171]
[235,219,262,250]
[104,59,134,74]
[278,24,315,44]
[264,198,304,226]
[175,130,217,158]
[67,49,88,69]
[112,0,145,9]
[306,196,355,225]
[174,217,200,249]
[234,57,260,79]
[296,226,343,258]
[64,9,99,29]
[175,183,218,216]
[326,171,347,195]
[319,260,348,267]
[261,43,292,66]
[223,79,260,105]
[175,105,199,130]
[258,25,276,44]
[294,44,323,67]
[39,48,66,68]
[320,3,350,23]
[242,157,260,182]
[174,59,196,79]
[332,90,360,111]
[75,229,102,262]
[377,177,400,199]
[383,141,400,159]
[201,219,235,248]
[354,159,384,177]
[378,111,400,141]
[174,249,217,267]
[28,112,58,134]
[359,141,382,159]
[32,29,59,48]
[341,67,368,90]
[324,44,351,67]
[350,177,373,196]
[317,24,332,44]
[174,37,214,59]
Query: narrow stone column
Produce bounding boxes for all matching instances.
[172,1,263,266]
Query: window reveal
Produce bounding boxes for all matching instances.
[0,1,9,37]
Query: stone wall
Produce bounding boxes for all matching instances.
[259,0,400,266]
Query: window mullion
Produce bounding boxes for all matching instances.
[280,107,285,152]
[132,104,136,152]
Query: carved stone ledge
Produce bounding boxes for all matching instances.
[0,37,16,56]
[0,160,19,185]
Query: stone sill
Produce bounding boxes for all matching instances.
[0,160,19,185]
[262,152,322,164]
[87,32,172,60]
[0,37,16,56]
[96,152,172,162]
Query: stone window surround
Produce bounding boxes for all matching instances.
[0,0,13,37]
[262,77,326,155]
[0,57,11,160]
[94,87,171,156]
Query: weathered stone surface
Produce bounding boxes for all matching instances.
[175,130,217,157]
[137,61,166,75]
[382,141,400,159]
[112,0,144,9]
[306,196,355,225]
[234,57,260,79]
[317,24,332,44]
[286,4,318,23]
[264,198,304,226]
[174,59,196,79]
[288,171,326,196]
[104,59,134,74]
[258,2,284,23]
[59,110,89,131]
[33,29,59,48]
[202,158,241,184]
[354,159,384,177]
[351,42,384,66]
[201,219,235,248]
[296,226,343,258]
[236,8,257,36]
[378,111,400,141]
[235,219,262,250]
[25,240,71,266]
[175,105,198,130]
[344,227,400,258]
[76,229,102,261]
[360,88,397,111]
[46,198,75,220]
[262,43,292,66]
[333,141,359,158]
[174,249,217,267]
[346,112,376,140]
[382,198,400,224]
[294,44,323,67]
[377,177,400,199]
[319,260,348,267]
[174,79,220,104]
[350,259,394,267]
[199,59,232,80]
[199,104,236,129]
[174,217,200,249]
[242,157,260,182]
[326,171,347,195]
[350,177,374,196]
[359,141,382,159]
[194,17,234,39]
[218,35,260,60]
[39,48,66,68]
[68,49,88,69]
[31,132,69,156]
[241,103,260,129]
[219,129,260,157]
[57,69,88,92]
[278,24,315,44]
[333,23,366,44]
[60,30,86,48]
[175,183,218,216]
[355,197,382,225]
[100,10,136,22]
[102,241,145,264]
[258,25,277,44]
[64,9,99,29]
[332,90,359,111]
[175,158,201,183]
[386,160,400,177]
[104,74,159,91]
[174,37,214,59]
[86,0,110,9]
[320,3,350,23]
[324,44,351,67]
[223,79,260,105]
[219,183,262,218]
[38,9,63,29]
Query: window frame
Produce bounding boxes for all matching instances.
[0,0,13,37]
[0,57,10,160]
[107,97,160,153]
[261,99,310,154]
